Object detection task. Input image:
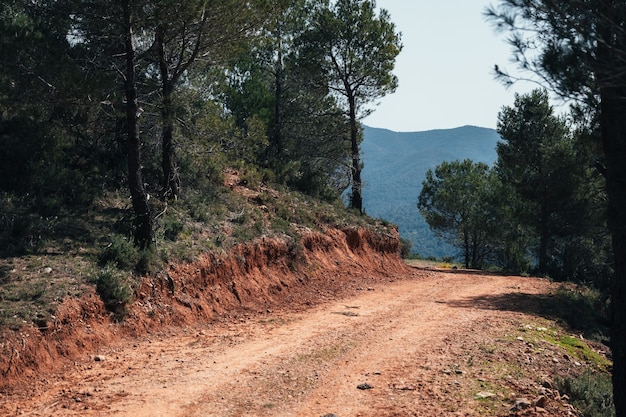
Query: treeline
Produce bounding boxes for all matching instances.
[484,2,626,411]
[418,89,612,288]
[0,0,401,251]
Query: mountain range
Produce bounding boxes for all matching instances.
[361,125,501,258]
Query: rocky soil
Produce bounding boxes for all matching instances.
[0,227,610,416]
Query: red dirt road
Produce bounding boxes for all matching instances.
[3,269,583,416]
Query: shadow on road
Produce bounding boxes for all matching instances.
[447,289,610,342]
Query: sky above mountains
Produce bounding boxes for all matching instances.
[362,1,539,133]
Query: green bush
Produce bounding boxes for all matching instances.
[239,165,264,190]
[556,371,614,417]
[98,235,139,269]
[162,216,185,241]
[135,247,161,275]
[94,264,134,318]
[399,237,413,258]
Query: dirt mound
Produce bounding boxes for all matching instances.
[0,226,406,390]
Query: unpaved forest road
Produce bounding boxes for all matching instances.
[6,269,578,416]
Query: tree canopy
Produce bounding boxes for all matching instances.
[487,2,626,411]
[418,159,496,269]
[418,90,611,283]
[497,89,575,273]
[301,0,402,212]
[1,0,402,250]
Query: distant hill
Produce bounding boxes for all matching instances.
[361,125,501,258]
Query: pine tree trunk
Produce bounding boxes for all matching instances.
[161,91,179,200]
[538,207,549,275]
[600,86,626,417]
[272,22,284,158]
[157,27,179,200]
[122,0,153,248]
[348,94,362,213]
[595,4,626,410]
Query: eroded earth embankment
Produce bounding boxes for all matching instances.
[0,226,406,389]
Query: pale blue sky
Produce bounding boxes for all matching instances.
[363,1,537,132]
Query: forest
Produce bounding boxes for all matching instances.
[484,2,626,413]
[0,0,401,253]
[418,89,612,286]
[2,0,626,415]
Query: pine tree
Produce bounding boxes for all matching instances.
[302,0,402,212]
[487,3,626,412]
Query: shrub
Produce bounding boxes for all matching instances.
[556,370,614,417]
[135,247,161,275]
[94,264,134,318]
[399,237,413,258]
[239,165,264,190]
[162,216,185,241]
[98,235,138,269]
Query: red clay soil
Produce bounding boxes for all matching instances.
[0,227,604,416]
[0,226,404,390]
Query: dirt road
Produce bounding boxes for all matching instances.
[4,269,582,416]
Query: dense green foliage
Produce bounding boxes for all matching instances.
[0,0,400,254]
[496,90,611,282]
[487,2,626,413]
[418,90,612,283]
[418,159,497,269]
[219,0,354,200]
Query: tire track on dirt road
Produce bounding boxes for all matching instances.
[12,270,552,417]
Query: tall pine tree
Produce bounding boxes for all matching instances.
[487,3,626,411]
[302,0,401,212]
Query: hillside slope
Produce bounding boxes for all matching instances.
[362,125,501,258]
[0,225,404,388]
[0,169,612,417]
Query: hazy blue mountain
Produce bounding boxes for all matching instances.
[361,125,501,258]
